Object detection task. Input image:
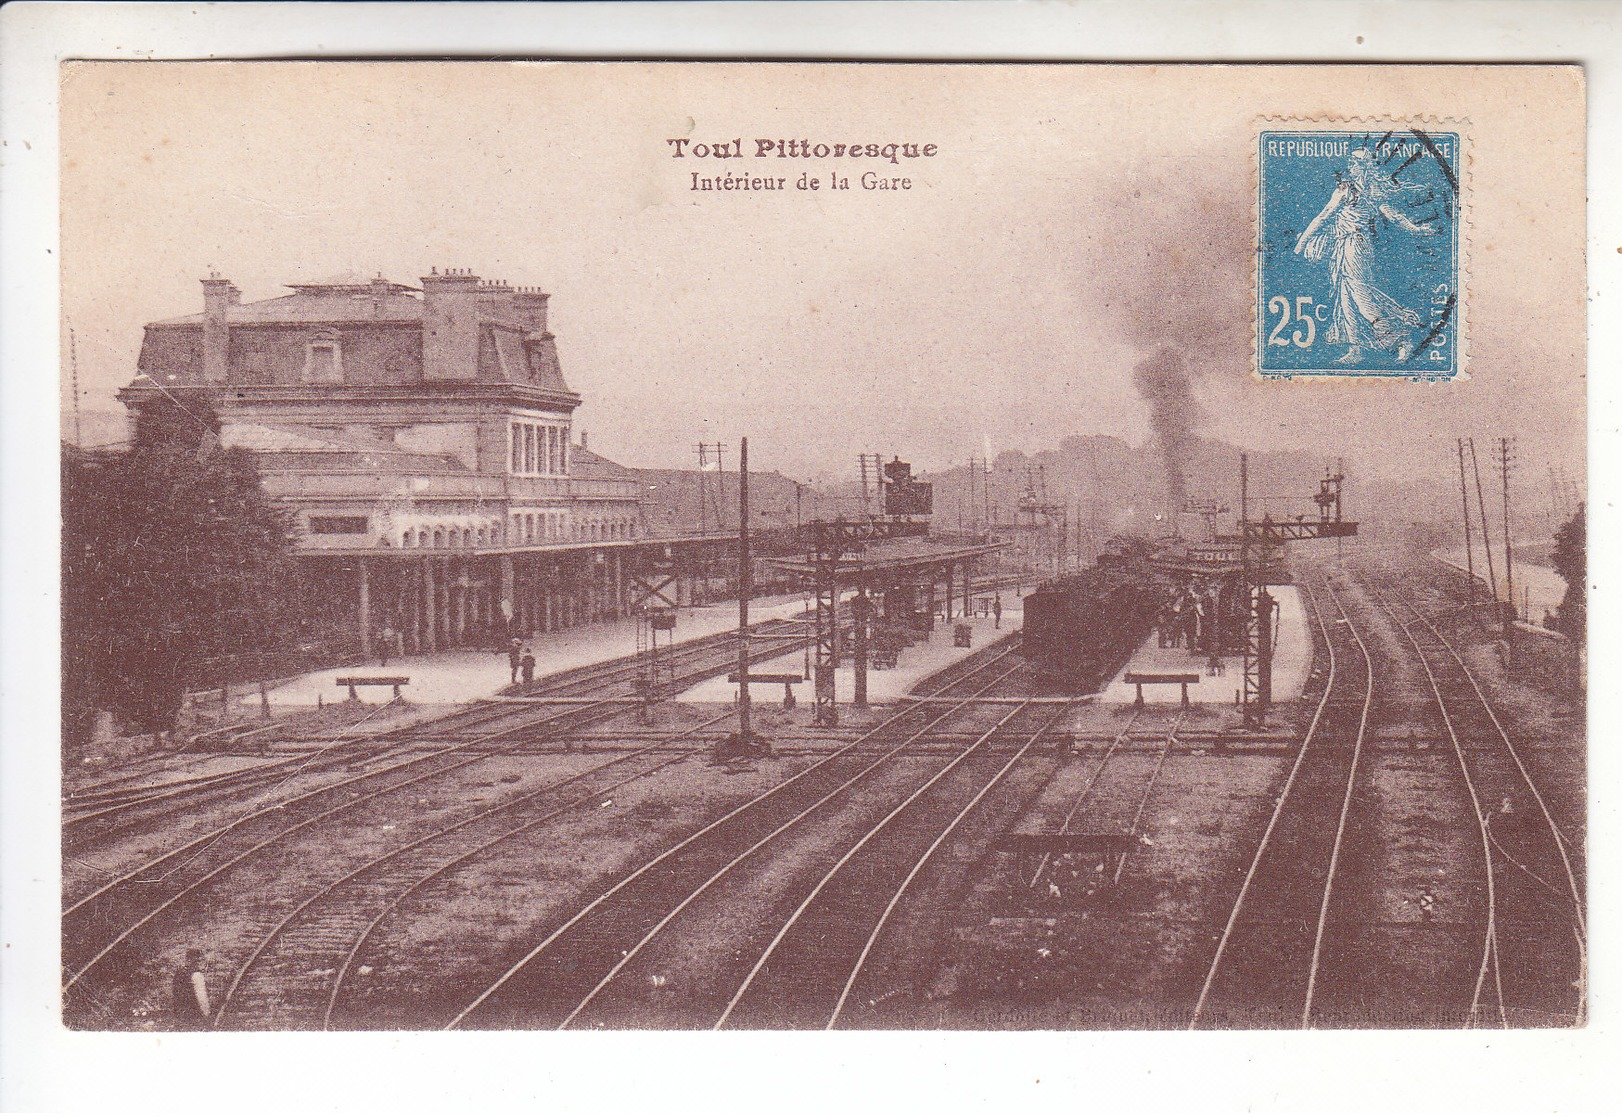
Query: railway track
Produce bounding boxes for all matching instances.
[1020,708,1182,892]
[1189,577,1375,1029]
[441,637,1033,1030]
[62,698,639,1012]
[62,617,813,857]
[712,702,1065,1030]
[61,625,819,1021]
[206,712,733,1030]
[1376,590,1585,1026]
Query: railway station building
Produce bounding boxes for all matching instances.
[119,269,739,657]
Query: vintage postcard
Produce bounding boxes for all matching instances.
[53,60,1585,1046]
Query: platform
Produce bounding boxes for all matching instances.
[676,599,1023,705]
[245,592,813,708]
[1099,584,1310,706]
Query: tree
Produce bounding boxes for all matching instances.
[63,396,298,745]
[1550,502,1585,641]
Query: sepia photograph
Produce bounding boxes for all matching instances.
[50,59,1588,1037]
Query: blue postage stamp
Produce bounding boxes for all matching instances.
[1257,126,1462,379]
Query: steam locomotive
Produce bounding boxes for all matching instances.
[1019,536,1163,694]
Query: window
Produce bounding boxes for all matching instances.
[302,340,342,383]
[309,515,368,535]
[509,419,574,477]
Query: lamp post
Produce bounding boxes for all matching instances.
[736,436,752,750]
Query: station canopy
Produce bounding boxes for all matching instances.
[767,537,1005,580]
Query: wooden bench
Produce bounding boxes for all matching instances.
[335,675,410,700]
[1123,671,1201,707]
[729,672,803,708]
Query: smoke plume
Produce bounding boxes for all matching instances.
[1132,345,1201,512]
[1071,153,1251,514]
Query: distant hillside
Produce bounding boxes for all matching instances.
[630,467,860,535]
[917,434,1460,556]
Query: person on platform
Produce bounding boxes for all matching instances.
[507,637,523,683]
[520,647,536,685]
[993,595,1003,630]
[378,625,395,668]
[172,949,211,1029]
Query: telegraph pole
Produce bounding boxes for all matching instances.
[696,442,726,533]
[736,436,752,747]
[1469,438,1500,609]
[1499,436,1517,627]
[858,453,882,516]
[69,326,83,447]
[1457,439,1477,606]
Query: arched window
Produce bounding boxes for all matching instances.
[462,528,472,548]
[432,528,444,548]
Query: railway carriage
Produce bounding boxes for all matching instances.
[1020,537,1162,694]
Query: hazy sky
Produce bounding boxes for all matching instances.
[60,62,1586,487]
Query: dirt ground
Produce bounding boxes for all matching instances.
[63,550,1584,1032]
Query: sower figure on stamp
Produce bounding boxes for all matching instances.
[172,948,211,1029]
[1294,148,1438,365]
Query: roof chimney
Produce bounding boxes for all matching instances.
[201,272,238,382]
[419,268,481,380]
[370,273,393,316]
[513,286,551,332]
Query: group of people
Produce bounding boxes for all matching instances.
[371,625,538,686]
[1155,586,1213,651]
[505,638,536,685]
[1157,583,1229,677]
